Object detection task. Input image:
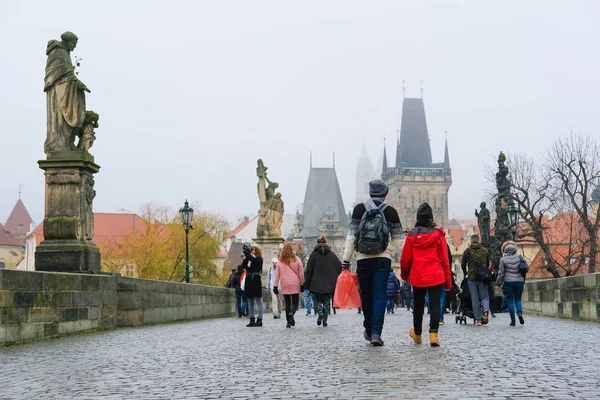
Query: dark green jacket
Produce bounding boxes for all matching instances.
[461,242,490,281]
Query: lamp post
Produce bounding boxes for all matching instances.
[508,199,518,241]
[179,200,194,284]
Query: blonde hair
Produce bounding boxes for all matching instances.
[252,246,262,258]
[279,243,296,265]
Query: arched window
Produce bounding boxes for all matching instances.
[0,261,5,269]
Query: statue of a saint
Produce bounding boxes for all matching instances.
[256,159,284,237]
[266,193,284,237]
[495,152,510,194]
[475,201,491,246]
[44,32,91,155]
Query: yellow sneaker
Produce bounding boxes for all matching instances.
[409,328,422,344]
[429,332,440,347]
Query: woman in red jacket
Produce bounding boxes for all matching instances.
[401,203,452,347]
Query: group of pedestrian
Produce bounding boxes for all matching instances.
[232,178,527,347]
[460,235,526,327]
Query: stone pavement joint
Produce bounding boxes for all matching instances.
[1,309,600,399]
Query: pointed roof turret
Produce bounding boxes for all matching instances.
[381,138,388,179]
[300,167,348,237]
[4,199,33,237]
[444,129,450,169]
[395,98,432,168]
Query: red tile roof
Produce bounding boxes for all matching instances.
[227,217,252,238]
[527,211,597,277]
[4,199,33,236]
[448,228,467,247]
[0,226,24,246]
[28,213,147,248]
[529,245,592,278]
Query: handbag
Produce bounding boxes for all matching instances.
[518,256,529,277]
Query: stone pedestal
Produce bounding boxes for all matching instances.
[253,237,284,283]
[35,151,101,272]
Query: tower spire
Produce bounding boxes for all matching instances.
[420,81,423,99]
[402,80,406,99]
[333,152,336,169]
[381,136,388,179]
[18,184,22,199]
[310,151,313,169]
[444,127,450,169]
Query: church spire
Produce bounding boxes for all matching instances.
[444,127,450,169]
[381,137,388,179]
[396,97,432,168]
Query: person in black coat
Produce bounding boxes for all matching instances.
[304,236,342,327]
[242,245,264,327]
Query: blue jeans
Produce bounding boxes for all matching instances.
[357,258,391,337]
[303,289,314,314]
[503,281,524,321]
[235,291,247,313]
[386,296,395,312]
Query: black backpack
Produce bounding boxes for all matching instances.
[474,263,492,284]
[354,199,389,255]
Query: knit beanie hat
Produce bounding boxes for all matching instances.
[416,203,434,226]
[317,235,327,244]
[369,179,389,197]
[271,258,278,264]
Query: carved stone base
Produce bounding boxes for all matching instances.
[253,237,285,283]
[35,240,101,272]
[36,154,101,272]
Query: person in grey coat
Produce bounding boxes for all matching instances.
[304,236,342,327]
[496,241,525,326]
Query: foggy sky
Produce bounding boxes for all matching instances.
[1,1,598,228]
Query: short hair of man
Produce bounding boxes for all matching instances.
[471,234,480,242]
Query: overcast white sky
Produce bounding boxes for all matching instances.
[1,1,598,228]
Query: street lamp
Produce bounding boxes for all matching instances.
[508,199,518,241]
[179,200,194,283]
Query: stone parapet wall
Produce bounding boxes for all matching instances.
[0,270,238,345]
[116,276,236,327]
[522,273,600,321]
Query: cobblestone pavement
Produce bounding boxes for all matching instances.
[2,309,600,399]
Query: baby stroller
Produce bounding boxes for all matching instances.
[456,279,475,324]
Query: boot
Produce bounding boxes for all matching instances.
[322,316,328,327]
[409,328,422,344]
[246,317,256,327]
[238,311,243,318]
[290,309,296,326]
[254,318,263,327]
[429,332,440,347]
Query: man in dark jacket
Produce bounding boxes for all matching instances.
[342,180,405,346]
[304,236,342,327]
[461,234,491,326]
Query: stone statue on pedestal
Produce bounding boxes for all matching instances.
[475,201,491,246]
[36,32,101,272]
[256,159,284,238]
